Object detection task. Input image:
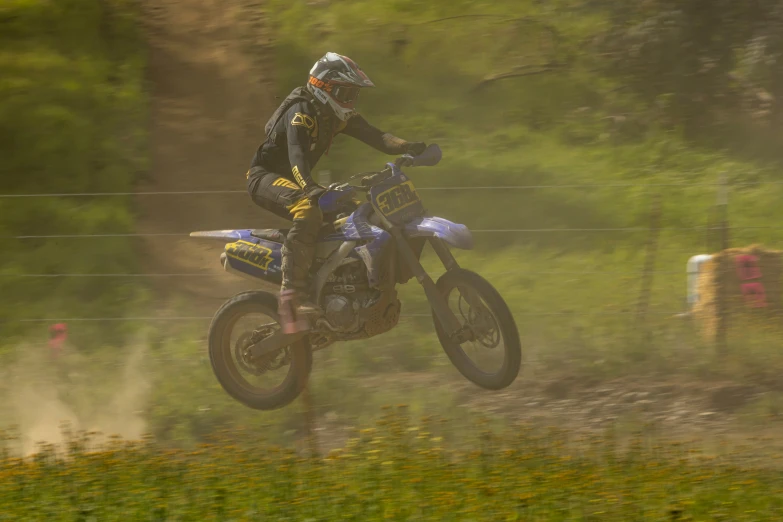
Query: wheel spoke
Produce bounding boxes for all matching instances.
[447,283,506,375]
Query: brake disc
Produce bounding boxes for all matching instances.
[234,327,290,375]
[458,291,500,349]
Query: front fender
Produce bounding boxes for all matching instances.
[404,217,473,250]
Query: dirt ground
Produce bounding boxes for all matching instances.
[138,0,285,312]
[304,370,783,460]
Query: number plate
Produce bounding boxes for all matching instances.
[375,180,422,218]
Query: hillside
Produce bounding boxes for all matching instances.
[136,0,284,311]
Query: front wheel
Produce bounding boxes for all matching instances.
[208,291,312,410]
[433,269,521,390]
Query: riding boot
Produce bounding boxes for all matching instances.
[279,238,320,334]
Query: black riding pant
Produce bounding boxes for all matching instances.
[246,166,323,291]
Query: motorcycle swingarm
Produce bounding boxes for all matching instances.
[248,330,308,359]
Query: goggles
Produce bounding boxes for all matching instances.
[331,85,360,104]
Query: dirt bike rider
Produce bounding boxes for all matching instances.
[246,52,427,333]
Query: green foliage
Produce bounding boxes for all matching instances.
[3,412,783,520]
[601,0,783,151]
[0,0,147,342]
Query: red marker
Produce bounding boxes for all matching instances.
[49,323,68,355]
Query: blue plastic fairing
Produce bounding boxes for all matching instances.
[318,185,358,214]
[404,217,473,250]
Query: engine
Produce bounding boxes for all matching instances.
[318,262,402,339]
[322,295,357,331]
[320,265,377,333]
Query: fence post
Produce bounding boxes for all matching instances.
[636,193,662,324]
[715,173,730,354]
[302,383,319,459]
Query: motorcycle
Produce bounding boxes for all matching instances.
[191,145,521,410]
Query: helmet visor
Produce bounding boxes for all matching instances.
[332,85,361,104]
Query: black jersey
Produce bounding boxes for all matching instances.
[250,88,411,190]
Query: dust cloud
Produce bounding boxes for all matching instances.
[0,338,151,456]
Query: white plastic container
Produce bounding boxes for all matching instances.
[686,254,714,309]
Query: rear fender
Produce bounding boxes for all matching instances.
[190,230,252,241]
[403,217,473,250]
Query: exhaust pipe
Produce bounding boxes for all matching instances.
[220,252,264,283]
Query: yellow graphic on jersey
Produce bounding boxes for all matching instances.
[272,177,300,190]
[292,165,307,188]
[225,241,274,271]
[291,112,315,130]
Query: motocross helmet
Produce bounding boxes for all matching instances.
[306,52,375,121]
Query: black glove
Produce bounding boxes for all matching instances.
[405,142,427,156]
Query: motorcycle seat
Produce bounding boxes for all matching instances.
[250,229,287,243]
[251,220,343,244]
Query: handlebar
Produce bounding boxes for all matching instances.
[360,170,392,187]
[327,143,442,193]
[394,154,416,168]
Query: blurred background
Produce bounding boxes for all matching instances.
[3,0,783,453]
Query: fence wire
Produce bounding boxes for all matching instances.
[0,225,777,240]
[0,179,763,334]
[0,269,686,278]
[1,180,782,199]
[3,310,691,324]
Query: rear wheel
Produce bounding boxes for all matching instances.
[208,291,312,410]
[433,269,521,390]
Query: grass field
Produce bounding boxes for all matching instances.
[2,409,783,521]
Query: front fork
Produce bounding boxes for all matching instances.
[429,236,460,272]
[388,229,469,341]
